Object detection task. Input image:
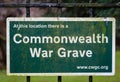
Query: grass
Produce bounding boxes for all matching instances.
[0,51,120,82]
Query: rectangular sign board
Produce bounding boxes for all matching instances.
[7,17,115,76]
